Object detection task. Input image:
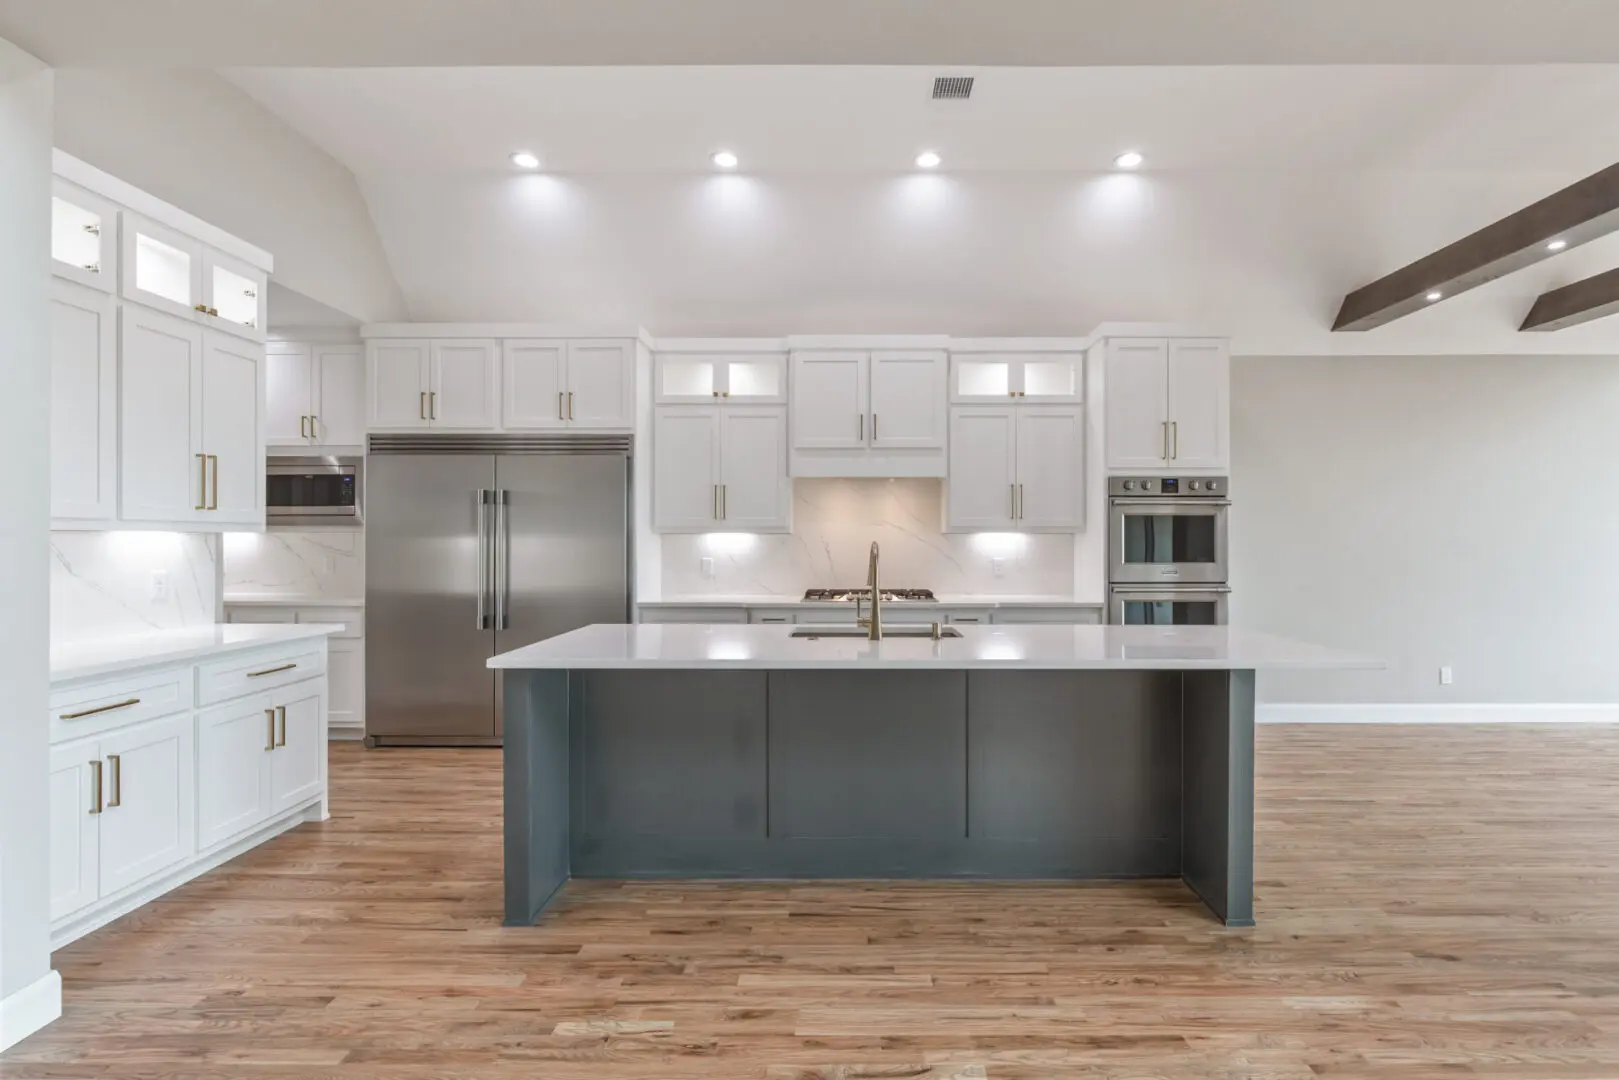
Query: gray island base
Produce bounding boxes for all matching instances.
[495,624,1376,929]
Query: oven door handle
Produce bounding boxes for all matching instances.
[1109,585,1232,597]
[1109,498,1230,509]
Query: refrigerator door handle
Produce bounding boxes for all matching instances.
[474,489,490,629]
[494,489,510,630]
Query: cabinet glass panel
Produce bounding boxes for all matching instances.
[661,359,715,398]
[212,264,259,329]
[956,359,1010,398]
[136,233,193,307]
[1023,359,1076,398]
[1121,597,1220,626]
[52,197,104,276]
[727,358,781,399]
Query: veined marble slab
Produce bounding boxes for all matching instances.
[488,624,1380,672]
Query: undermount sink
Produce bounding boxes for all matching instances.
[789,625,964,639]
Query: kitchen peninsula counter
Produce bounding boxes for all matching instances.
[492,624,1376,928]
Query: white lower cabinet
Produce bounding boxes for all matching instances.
[49,639,330,949]
[326,638,365,734]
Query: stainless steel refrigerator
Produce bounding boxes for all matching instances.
[364,436,630,746]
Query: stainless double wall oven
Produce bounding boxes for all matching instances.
[1107,475,1230,625]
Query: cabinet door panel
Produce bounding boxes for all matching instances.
[51,179,117,292]
[502,340,567,429]
[197,699,274,850]
[1167,339,1230,470]
[869,351,946,449]
[947,408,1017,530]
[368,340,430,428]
[50,280,118,521]
[48,739,101,922]
[1104,339,1170,470]
[266,345,313,446]
[271,687,326,814]
[791,351,867,449]
[120,212,202,321]
[430,340,499,429]
[566,340,634,428]
[201,248,267,342]
[653,407,721,532]
[1016,407,1085,528]
[202,331,264,525]
[327,639,365,732]
[719,408,790,531]
[120,306,204,523]
[313,346,365,446]
[97,715,195,898]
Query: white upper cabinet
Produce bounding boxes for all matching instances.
[268,343,365,449]
[367,340,431,429]
[200,248,267,342]
[653,405,790,533]
[119,306,205,525]
[951,350,1083,404]
[51,279,118,524]
[200,330,264,526]
[869,351,947,449]
[266,343,314,447]
[121,212,203,322]
[791,351,867,449]
[502,338,635,430]
[946,405,1085,532]
[1103,337,1229,473]
[565,340,634,428]
[429,339,500,430]
[51,179,117,292]
[655,350,786,405]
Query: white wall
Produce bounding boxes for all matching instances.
[1231,355,1619,707]
[659,479,1076,599]
[0,33,56,1047]
[50,532,220,646]
[51,68,404,323]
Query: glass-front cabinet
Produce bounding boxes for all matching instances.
[951,351,1082,403]
[121,212,202,320]
[656,351,787,404]
[202,248,268,341]
[51,180,117,292]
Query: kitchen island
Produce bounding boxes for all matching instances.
[490,624,1375,927]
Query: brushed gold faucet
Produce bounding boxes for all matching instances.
[855,541,882,641]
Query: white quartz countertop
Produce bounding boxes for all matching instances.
[52,624,343,684]
[639,596,1101,609]
[488,624,1380,672]
[223,593,365,606]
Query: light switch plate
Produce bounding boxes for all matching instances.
[150,570,169,602]
[991,558,1004,578]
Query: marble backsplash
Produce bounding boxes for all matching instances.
[660,479,1074,598]
[51,531,219,646]
[222,529,364,601]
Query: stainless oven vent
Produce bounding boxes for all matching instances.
[931,76,974,100]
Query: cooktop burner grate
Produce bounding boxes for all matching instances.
[802,588,937,602]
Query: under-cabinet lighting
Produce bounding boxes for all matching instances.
[509,150,541,170]
[711,149,739,170]
[915,150,942,170]
[701,532,757,555]
[968,533,1028,558]
[1113,150,1144,170]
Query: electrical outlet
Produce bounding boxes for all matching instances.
[700,556,715,579]
[320,556,334,576]
[150,570,169,602]
[1439,666,1454,686]
[990,558,1005,578]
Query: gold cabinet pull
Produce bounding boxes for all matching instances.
[1171,421,1179,460]
[309,415,317,439]
[1018,483,1025,520]
[721,484,727,520]
[193,303,209,314]
[276,705,288,748]
[558,391,564,420]
[247,662,297,678]
[89,760,103,815]
[858,413,864,441]
[872,414,878,441]
[567,391,574,420]
[1010,483,1016,519]
[429,392,437,420]
[207,454,219,510]
[713,484,719,520]
[265,708,277,751]
[195,453,208,510]
[1161,421,1169,460]
[299,415,308,439]
[420,391,427,420]
[107,754,122,808]
[60,697,140,720]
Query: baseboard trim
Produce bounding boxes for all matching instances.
[328,722,365,742]
[0,969,61,1052]
[1259,703,1619,725]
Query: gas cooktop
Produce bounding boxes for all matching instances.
[802,588,937,603]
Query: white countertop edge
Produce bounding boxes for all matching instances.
[489,624,1381,672]
[223,595,365,606]
[51,624,344,685]
[639,597,1102,609]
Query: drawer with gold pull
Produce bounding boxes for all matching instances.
[196,642,327,707]
[49,667,191,742]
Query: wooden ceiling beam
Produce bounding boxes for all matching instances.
[1520,267,1619,331]
[1333,162,1619,332]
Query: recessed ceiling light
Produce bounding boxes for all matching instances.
[509,150,540,170]
[915,150,942,170]
[1547,238,1568,251]
[1425,290,1444,302]
[1113,150,1144,170]
[711,149,739,170]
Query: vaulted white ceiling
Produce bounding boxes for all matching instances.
[223,64,1619,351]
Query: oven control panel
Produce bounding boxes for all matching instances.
[1108,476,1228,497]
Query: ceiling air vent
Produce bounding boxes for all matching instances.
[931,76,974,100]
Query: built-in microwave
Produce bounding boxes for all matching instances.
[266,457,361,527]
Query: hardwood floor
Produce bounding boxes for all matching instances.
[7,725,1619,1078]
